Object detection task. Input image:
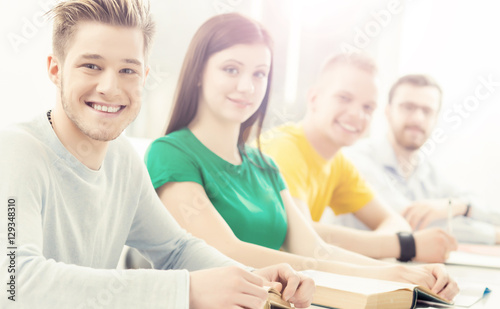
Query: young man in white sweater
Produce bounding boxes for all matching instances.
[0,1,314,308]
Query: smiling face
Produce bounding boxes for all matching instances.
[53,22,148,141]
[197,43,271,125]
[386,83,440,151]
[307,63,378,148]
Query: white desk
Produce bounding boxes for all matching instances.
[436,264,500,309]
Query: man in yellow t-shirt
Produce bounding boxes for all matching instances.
[263,124,374,221]
[261,54,457,263]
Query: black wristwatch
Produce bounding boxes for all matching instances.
[464,203,472,217]
[396,232,416,262]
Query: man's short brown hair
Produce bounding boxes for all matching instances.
[46,0,155,62]
[388,74,442,105]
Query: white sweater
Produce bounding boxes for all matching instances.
[0,113,238,309]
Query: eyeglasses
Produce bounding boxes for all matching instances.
[397,102,437,118]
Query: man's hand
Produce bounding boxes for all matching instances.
[189,264,315,309]
[253,263,315,309]
[402,200,466,230]
[413,228,458,263]
[189,266,268,309]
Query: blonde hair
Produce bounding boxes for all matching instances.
[46,0,155,61]
[319,53,378,79]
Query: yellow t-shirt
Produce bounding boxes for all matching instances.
[260,123,374,222]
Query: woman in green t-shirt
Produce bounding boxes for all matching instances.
[145,13,457,300]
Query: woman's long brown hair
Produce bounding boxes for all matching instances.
[165,13,274,163]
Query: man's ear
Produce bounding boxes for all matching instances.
[47,55,61,88]
[385,103,391,120]
[306,86,318,112]
[142,65,150,87]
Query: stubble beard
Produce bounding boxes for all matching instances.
[59,82,135,142]
[394,130,426,152]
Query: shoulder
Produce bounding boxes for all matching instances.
[260,123,306,162]
[344,137,378,158]
[146,129,193,155]
[144,129,201,175]
[334,150,351,164]
[159,128,192,145]
[0,119,53,167]
[343,137,386,172]
[145,130,191,160]
[0,119,53,192]
[1,119,44,147]
[333,150,362,175]
[261,123,303,149]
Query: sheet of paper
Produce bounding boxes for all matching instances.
[456,244,500,256]
[447,251,500,269]
[453,283,491,307]
[409,283,489,308]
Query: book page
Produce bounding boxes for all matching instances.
[301,270,417,295]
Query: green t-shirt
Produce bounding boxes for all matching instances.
[144,128,288,250]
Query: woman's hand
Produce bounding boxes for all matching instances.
[378,263,459,301]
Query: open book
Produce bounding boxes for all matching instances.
[264,286,293,309]
[301,270,453,309]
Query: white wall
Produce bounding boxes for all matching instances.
[391,0,500,209]
[0,0,394,135]
[1,0,499,209]
[1,1,56,127]
[0,0,257,136]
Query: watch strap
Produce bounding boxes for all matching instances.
[396,232,416,262]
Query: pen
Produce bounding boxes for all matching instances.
[447,199,453,234]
